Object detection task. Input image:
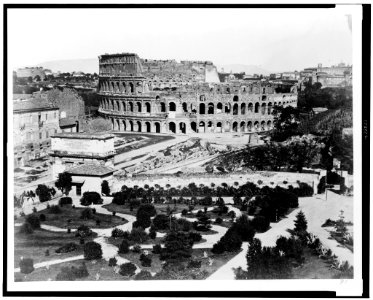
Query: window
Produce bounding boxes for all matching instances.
[39,132,43,140]
[76,185,82,196]
[45,113,48,120]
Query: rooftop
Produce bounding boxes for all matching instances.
[52,132,114,140]
[67,163,115,176]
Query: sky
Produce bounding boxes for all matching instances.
[8,6,354,73]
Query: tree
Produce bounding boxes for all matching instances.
[118,239,130,254]
[101,180,110,196]
[80,192,103,206]
[35,184,52,202]
[87,117,112,133]
[46,88,85,118]
[271,106,301,142]
[83,241,103,260]
[55,172,72,195]
[334,210,348,238]
[294,210,308,233]
[287,137,320,172]
[161,231,194,262]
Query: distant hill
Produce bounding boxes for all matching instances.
[37,58,98,73]
[217,64,271,76]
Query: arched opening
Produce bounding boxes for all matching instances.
[182,102,188,112]
[75,121,79,132]
[129,82,134,93]
[156,95,160,101]
[216,102,223,113]
[179,122,186,134]
[199,121,205,133]
[121,82,126,93]
[225,121,231,132]
[261,103,267,115]
[155,122,161,133]
[216,122,222,133]
[254,121,259,131]
[233,95,239,102]
[199,103,206,114]
[145,121,151,133]
[129,120,134,132]
[261,121,266,131]
[145,102,151,113]
[267,120,272,130]
[248,103,253,113]
[207,121,214,132]
[226,87,231,93]
[136,102,142,113]
[191,122,197,133]
[232,122,238,132]
[225,103,231,114]
[137,121,142,132]
[267,102,272,115]
[240,121,245,132]
[116,82,120,93]
[207,103,214,114]
[160,102,166,112]
[129,102,134,112]
[116,101,120,111]
[111,118,114,130]
[247,121,252,132]
[254,102,260,113]
[169,102,176,112]
[241,103,246,115]
[233,103,238,115]
[169,122,176,133]
[191,104,197,113]
[111,82,115,92]
[122,120,127,131]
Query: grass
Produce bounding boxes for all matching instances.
[14,227,97,267]
[15,248,241,281]
[18,205,128,229]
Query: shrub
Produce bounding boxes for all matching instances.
[188,231,202,243]
[119,262,137,277]
[84,241,103,260]
[118,239,130,254]
[101,180,110,196]
[19,222,34,234]
[39,214,46,222]
[32,207,37,213]
[251,215,270,233]
[80,238,85,245]
[75,225,92,238]
[196,210,204,218]
[45,249,50,256]
[136,204,156,229]
[149,230,157,239]
[134,270,152,280]
[152,244,162,254]
[132,245,141,253]
[176,218,192,232]
[56,263,89,281]
[56,243,78,253]
[80,208,93,220]
[257,180,263,185]
[181,209,188,216]
[35,184,52,202]
[59,197,73,205]
[161,231,193,262]
[108,257,117,267]
[187,260,202,269]
[152,214,169,231]
[49,205,62,214]
[212,228,242,254]
[19,258,34,274]
[92,208,96,214]
[129,227,148,243]
[214,217,223,224]
[26,214,40,229]
[140,254,152,267]
[111,228,128,238]
[80,191,103,206]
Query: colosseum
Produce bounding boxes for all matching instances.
[98,53,298,134]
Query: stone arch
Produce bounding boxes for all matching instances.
[225,103,231,114]
[267,102,272,115]
[116,82,120,93]
[116,101,120,111]
[207,121,214,132]
[267,120,272,129]
[261,120,266,131]
[137,121,142,132]
[122,101,126,112]
[241,103,246,115]
[122,120,127,131]
[207,102,214,114]
[169,102,176,112]
[199,121,206,133]
[129,102,134,112]
[199,103,206,114]
[136,102,142,113]
[254,121,259,131]
[216,122,222,133]
[145,102,151,113]
[247,121,252,132]
[145,121,151,132]
[129,82,134,94]
[254,102,260,113]
[240,121,246,132]
[136,81,143,94]
[111,82,115,92]
[233,95,239,102]
[169,122,176,133]
[182,102,188,112]
[179,122,186,134]
[261,102,267,115]
[111,118,114,130]
[154,122,161,133]
[191,103,197,113]
[191,121,197,133]
[160,102,166,112]
[121,82,126,93]
[232,121,238,132]
[115,119,120,131]
[216,102,223,113]
[233,103,238,115]
[225,121,231,132]
[248,103,253,113]
[129,120,134,131]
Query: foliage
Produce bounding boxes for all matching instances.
[212,227,242,254]
[152,244,162,254]
[129,227,148,243]
[194,214,212,232]
[334,210,348,238]
[55,263,89,281]
[49,205,62,214]
[152,214,169,231]
[101,180,110,196]
[251,215,270,232]
[19,222,34,234]
[111,228,128,239]
[83,241,103,260]
[59,197,73,205]
[140,253,152,267]
[108,257,117,267]
[35,184,53,202]
[75,225,92,238]
[119,262,137,277]
[135,204,156,229]
[80,191,103,206]
[231,215,256,242]
[118,239,130,254]
[188,231,202,243]
[134,270,153,280]
[55,243,78,254]
[80,207,93,220]
[39,214,46,222]
[19,258,34,274]
[25,214,41,229]
[271,106,301,142]
[55,172,72,196]
[214,217,223,224]
[87,117,112,133]
[294,211,308,235]
[187,260,202,269]
[161,231,194,262]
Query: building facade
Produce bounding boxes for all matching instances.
[13,98,60,167]
[98,53,298,134]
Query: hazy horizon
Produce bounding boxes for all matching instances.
[8,6,353,73]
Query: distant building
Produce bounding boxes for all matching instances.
[16,67,46,80]
[13,98,60,167]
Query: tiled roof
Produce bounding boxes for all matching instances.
[67,163,115,176]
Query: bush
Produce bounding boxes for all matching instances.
[293,182,314,197]
[187,260,202,269]
[132,245,141,253]
[251,215,270,233]
[56,263,89,281]
[140,254,152,267]
[136,204,156,229]
[134,270,152,280]
[39,214,46,222]
[112,191,127,205]
[129,227,148,243]
[101,180,110,196]
[149,230,157,239]
[111,228,128,238]
[19,258,34,274]
[76,225,92,238]
[35,184,52,202]
[108,257,117,267]
[181,209,188,216]
[188,231,202,243]
[152,244,162,254]
[32,207,37,213]
[84,241,103,260]
[119,262,137,277]
[59,197,73,205]
[118,239,130,254]
[231,215,255,242]
[214,217,223,224]
[80,191,103,206]
[49,205,62,214]
[212,228,242,254]
[19,222,34,234]
[45,249,50,256]
[152,214,169,231]
[196,210,204,218]
[92,208,96,214]
[80,208,93,220]
[55,242,78,253]
[25,214,40,229]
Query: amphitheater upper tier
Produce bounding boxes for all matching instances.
[98,53,298,134]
